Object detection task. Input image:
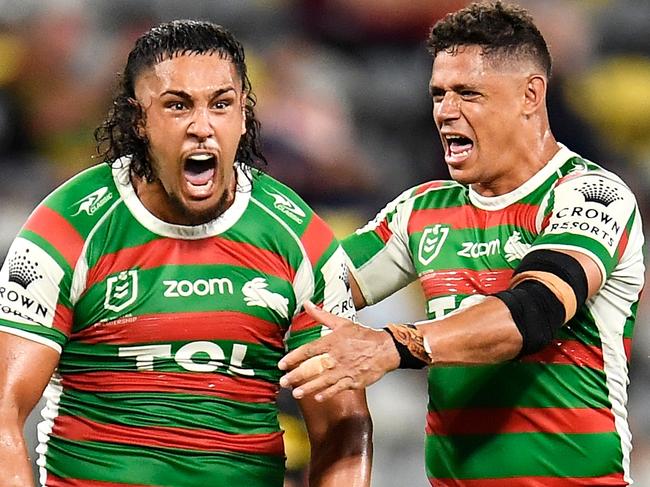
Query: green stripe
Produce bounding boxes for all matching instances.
[310,240,342,304]
[46,436,284,486]
[0,319,67,347]
[411,185,466,211]
[342,231,386,270]
[74,265,296,331]
[623,301,637,339]
[286,326,322,351]
[59,389,279,434]
[59,340,283,382]
[427,363,610,410]
[425,431,623,479]
[534,233,614,276]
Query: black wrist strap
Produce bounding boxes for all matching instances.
[383,325,428,369]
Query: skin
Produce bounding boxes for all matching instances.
[132,53,246,226]
[0,53,372,486]
[278,45,604,402]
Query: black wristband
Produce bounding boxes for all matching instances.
[383,325,428,369]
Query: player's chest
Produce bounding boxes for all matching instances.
[73,240,296,332]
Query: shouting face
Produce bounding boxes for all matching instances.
[133,53,246,225]
[430,45,548,196]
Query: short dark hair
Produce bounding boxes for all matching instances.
[95,19,266,181]
[427,1,552,78]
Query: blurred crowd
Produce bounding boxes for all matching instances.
[0,0,648,485]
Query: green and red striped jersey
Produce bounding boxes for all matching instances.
[343,146,644,486]
[0,158,356,486]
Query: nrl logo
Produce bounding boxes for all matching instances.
[417,224,450,265]
[104,270,139,313]
[263,188,306,224]
[72,187,113,216]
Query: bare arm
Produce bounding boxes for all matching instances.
[280,250,602,401]
[299,390,372,487]
[0,333,59,487]
[349,273,367,311]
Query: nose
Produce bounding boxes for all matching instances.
[434,92,461,124]
[187,107,214,140]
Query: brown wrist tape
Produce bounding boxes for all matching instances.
[384,323,431,369]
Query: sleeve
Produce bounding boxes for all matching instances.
[530,172,639,280]
[0,205,79,353]
[342,188,418,305]
[285,215,356,351]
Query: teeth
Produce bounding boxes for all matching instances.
[188,153,213,161]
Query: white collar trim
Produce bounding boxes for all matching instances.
[111,156,251,239]
[469,144,575,210]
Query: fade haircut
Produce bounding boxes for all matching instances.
[427,1,552,78]
[95,19,266,181]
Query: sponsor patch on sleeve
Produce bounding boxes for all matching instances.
[320,246,356,323]
[543,174,635,256]
[0,237,65,327]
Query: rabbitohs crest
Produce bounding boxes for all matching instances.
[418,224,450,265]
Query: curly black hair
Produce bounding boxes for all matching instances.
[428,1,552,79]
[94,20,266,181]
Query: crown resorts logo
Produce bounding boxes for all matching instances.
[8,249,43,289]
[577,179,622,207]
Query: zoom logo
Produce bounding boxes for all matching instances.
[163,277,234,298]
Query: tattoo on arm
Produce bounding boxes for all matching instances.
[384,323,431,369]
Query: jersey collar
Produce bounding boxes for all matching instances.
[468,144,575,211]
[111,156,251,239]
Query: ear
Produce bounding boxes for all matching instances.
[240,92,247,136]
[523,74,547,116]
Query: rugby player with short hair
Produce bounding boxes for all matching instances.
[280,3,644,485]
[0,20,371,487]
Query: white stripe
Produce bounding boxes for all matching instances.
[36,373,63,486]
[0,325,61,353]
[70,197,122,305]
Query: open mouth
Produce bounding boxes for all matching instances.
[445,134,474,162]
[183,153,216,197]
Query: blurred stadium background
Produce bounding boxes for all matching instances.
[0,0,648,485]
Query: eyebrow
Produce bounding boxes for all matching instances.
[429,83,479,97]
[160,87,237,99]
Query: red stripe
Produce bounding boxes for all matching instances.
[374,220,393,244]
[409,204,539,234]
[420,269,513,297]
[519,339,604,370]
[414,181,445,195]
[426,406,615,436]
[62,371,278,403]
[24,206,84,268]
[53,415,284,456]
[290,309,319,333]
[88,237,293,289]
[616,227,629,258]
[301,215,334,267]
[623,337,632,362]
[430,473,626,486]
[72,311,284,349]
[53,303,73,337]
[46,475,150,487]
